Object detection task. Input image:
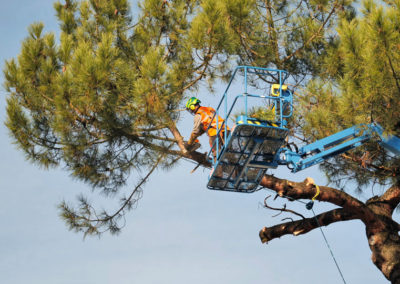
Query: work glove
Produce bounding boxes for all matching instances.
[184,140,200,152]
[187,132,199,145]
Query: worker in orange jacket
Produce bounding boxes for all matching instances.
[185,97,229,161]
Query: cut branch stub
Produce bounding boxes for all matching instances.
[259,208,357,243]
[259,175,377,224]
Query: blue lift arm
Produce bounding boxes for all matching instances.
[279,124,400,173]
[205,65,400,193]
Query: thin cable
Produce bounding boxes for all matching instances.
[312,208,347,284]
[262,187,347,284]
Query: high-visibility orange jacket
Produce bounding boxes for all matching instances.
[196,106,228,136]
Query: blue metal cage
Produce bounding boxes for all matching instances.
[204,66,400,193]
[206,66,293,193]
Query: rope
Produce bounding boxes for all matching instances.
[262,186,347,284]
[311,184,320,201]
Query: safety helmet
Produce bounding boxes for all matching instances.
[186,97,201,111]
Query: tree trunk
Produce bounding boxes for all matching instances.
[258,175,400,283]
[365,197,400,283]
[367,226,400,283]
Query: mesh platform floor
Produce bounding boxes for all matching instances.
[207,123,289,193]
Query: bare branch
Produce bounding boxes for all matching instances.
[259,174,377,224]
[378,183,400,213]
[263,195,306,219]
[259,208,357,243]
[90,152,165,224]
[168,123,188,154]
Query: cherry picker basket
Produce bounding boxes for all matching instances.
[206,66,293,193]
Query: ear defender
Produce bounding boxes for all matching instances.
[186,97,201,111]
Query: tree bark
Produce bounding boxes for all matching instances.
[259,208,357,243]
[258,174,400,283]
[366,224,400,283]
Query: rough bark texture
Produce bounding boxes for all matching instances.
[365,187,400,284]
[259,175,400,283]
[259,208,357,243]
[366,224,400,284]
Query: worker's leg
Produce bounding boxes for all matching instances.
[209,135,217,162]
[218,130,235,164]
[209,135,224,178]
[219,130,230,146]
[210,132,226,161]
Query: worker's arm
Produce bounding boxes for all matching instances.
[188,132,200,145]
[188,114,204,145]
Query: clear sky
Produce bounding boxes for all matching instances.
[0,1,394,283]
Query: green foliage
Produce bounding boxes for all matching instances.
[298,0,400,189]
[3,0,360,236]
[233,106,275,122]
[221,0,356,82]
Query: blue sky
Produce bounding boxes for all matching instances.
[0,1,394,283]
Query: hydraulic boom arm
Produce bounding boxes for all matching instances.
[279,124,400,173]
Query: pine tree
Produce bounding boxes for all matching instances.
[273,1,400,281]
[4,0,226,235]
[4,0,347,237]
[4,0,400,282]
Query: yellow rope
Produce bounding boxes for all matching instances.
[311,184,320,201]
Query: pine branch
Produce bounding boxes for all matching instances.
[92,152,164,223]
[264,0,280,67]
[259,208,357,243]
[379,183,400,213]
[122,130,211,168]
[282,0,339,64]
[233,25,266,60]
[272,0,305,23]
[59,151,166,237]
[341,153,396,177]
[176,49,213,94]
[259,174,377,224]
[135,125,169,132]
[137,133,177,143]
[167,123,188,154]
